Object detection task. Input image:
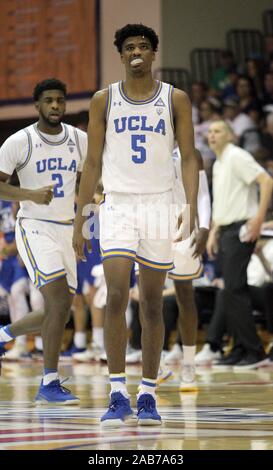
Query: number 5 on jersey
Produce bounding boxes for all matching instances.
[132,135,146,164]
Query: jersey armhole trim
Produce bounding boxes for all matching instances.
[168,85,175,133]
[105,85,112,123]
[17,129,32,172]
[73,129,83,162]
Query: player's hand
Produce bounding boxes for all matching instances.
[72,226,92,262]
[173,210,196,243]
[30,185,54,205]
[191,227,209,258]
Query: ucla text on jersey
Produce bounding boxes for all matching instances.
[114,116,166,135]
[36,158,77,173]
[102,81,175,193]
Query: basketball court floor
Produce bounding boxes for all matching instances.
[0,358,273,451]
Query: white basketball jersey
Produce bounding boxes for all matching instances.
[0,123,87,221]
[102,81,175,193]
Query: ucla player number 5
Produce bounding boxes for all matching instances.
[132,135,146,164]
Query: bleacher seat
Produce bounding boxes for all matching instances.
[227,29,264,66]
[190,48,223,85]
[154,67,191,93]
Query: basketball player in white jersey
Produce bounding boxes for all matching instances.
[0,78,87,404]
[162,147,211,391]
[73,24,199,426]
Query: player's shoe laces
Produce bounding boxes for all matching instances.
[35,378,80,405]
[100,391,136,427]
[137,393,162,425]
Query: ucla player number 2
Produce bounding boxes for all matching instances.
[52,173,64,197]
[132,135,146,164]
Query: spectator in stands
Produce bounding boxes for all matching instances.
[257,113,273,162]
[190,82,208,125]
[210,50,237,98]
[195,98,221,137]
[206,120,273,369]
[194,98,221,184]
[246,58,266,102]
[236,76,262,116]
[223,96,260,153]
[263,72,273,105]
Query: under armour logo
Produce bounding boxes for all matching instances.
[35,143,42,148]
[113,101,122,106]
[32,230,39,234]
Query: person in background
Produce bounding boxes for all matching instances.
[206,120,273,369]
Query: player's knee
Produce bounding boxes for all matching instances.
[45,293,71,320]
[140,297,163,321]
[106,287,127,313]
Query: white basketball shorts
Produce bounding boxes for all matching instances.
[15,218,77,293]
[99,191,176,271]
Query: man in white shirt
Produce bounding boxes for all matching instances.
[206,120,273,369]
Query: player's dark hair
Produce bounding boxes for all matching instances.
[33,78,67,101]
[114,24,159,53]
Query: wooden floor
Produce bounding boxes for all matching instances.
[0,358,273,451]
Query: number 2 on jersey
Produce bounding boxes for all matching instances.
[52,173,64,197]
[131,135,146,164]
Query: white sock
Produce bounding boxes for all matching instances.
[92,327,104,349]
[109,374,129,397]
[43,372,58,386]
[138,378,157,399]
[183,345,196,365]
[35,336,43,351]
[74,331,87,349]
[0,326,14,343]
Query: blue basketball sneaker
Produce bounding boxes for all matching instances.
[60,344,86,362]
[35,379,80,405]
[100,391,136,427]
[137,393,162,425]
